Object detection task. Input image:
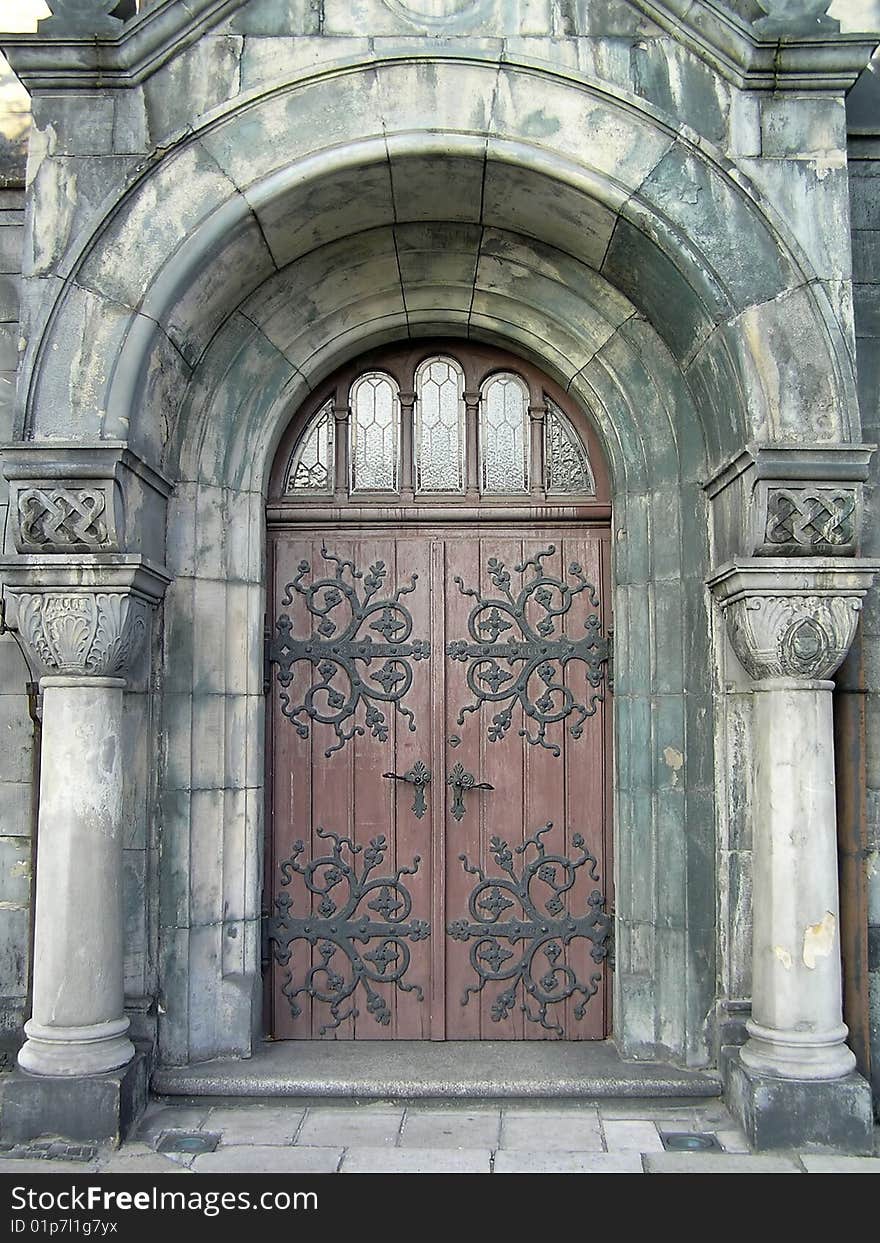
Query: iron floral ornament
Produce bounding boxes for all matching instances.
[267,828,430,1035]
[269,546,430,756]
[446,546,609,755]
[448,823,611,1035]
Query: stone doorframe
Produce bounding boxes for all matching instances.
[0,56,875,1148]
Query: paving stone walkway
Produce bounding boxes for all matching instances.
[0,1100,878,1173]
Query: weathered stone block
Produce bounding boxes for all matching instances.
[252,159,392,270]
[226,0,322,36]
[31,95,115,158]
[0,694,34,785]
[724,1052,874,1153]
[0,226,24,277]
[143,37,243,148]
[602,220,716,366]
[0,786,33,841]
[0,323,17,373]
[760,96,846,158]
[240,34,370,88]
[0,1053,149,1147]
[0,273,20,322]
[0,835,30,907]
[158,789,191,932]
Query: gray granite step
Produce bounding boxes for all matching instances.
[152,1040,722,1102]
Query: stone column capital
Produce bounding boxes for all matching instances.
[0,558,170,682]
[708,559,879,682]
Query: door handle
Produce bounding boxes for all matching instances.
[383,760,431,819]
[446,762,494,823]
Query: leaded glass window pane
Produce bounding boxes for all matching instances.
[350,372,400,492]
[480,372,529,493]
[545,399,595,495]
[286,399,335,494]
[414,356,466,493]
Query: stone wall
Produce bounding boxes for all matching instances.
[848,55,880,1109]
[0,183,32,1052]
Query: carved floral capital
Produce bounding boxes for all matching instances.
[708,560,879,684]
[11,591,148,680]
[724,593,860,681]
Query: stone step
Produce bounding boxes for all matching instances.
[152,1039,722,1102]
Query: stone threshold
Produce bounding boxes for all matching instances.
[152,1040,722,1102]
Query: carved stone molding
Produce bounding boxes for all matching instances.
[704,445,874,565]
[753,0,838,36]
[708,560,879,683]
[13,592,148,680]
[724,593,860,681]
[2,444,171,562]
[39,1,125,37]
[0,558,171,682]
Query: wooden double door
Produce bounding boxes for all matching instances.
[266,525,613,1040]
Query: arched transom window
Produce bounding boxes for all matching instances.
[279,343,604,506]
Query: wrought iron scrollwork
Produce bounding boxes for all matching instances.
[267,827,430,1034]
[269,546,430,757]
[383,760,432,819]
[445,546,609,756]
[447,823,611,1035]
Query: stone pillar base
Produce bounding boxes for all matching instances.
[724,1049,874,1154]
[0,1051,148,1148]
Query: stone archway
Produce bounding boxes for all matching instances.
[2,56,873,1148]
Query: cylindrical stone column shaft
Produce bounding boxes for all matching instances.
[743,676,854,1080]
[18,676,133,1077]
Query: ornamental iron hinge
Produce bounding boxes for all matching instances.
[606,905,616,972]
[606,627,614,694]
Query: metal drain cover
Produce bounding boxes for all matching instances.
[660,1132,722,1152]
[156,1131,219,1155]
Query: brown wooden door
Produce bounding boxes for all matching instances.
[266,524,613,1040]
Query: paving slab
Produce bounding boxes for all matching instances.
[206,1106,305,1145]
[0,1159,101,1173]
[192,1145,342,1173]
[342,1147,491,1173]
[799,1155,880,1173]
[98,1144,193,1174]
[716,1129,751,1154]
[601,1119,664,1152]
[401,1109,501,1149]
[500,1109,603,1152]
[136,1106,211,1142]
[297,1108,403,1147]
[645,1153,802,1174]
[494,1151,644,1174]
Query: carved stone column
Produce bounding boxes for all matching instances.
[2,564,168,1079]
[710,560,876,1151]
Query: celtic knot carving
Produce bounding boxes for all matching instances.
[268,546,430,757]
[445,547,609,755]
[447,823,611,1035]
[764,488,856,553]
[17,487,112,551]
[267,828,430,1035]
[14,592,147,679]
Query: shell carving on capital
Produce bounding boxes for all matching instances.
[725,594,861,681]
[15,592,148,679]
